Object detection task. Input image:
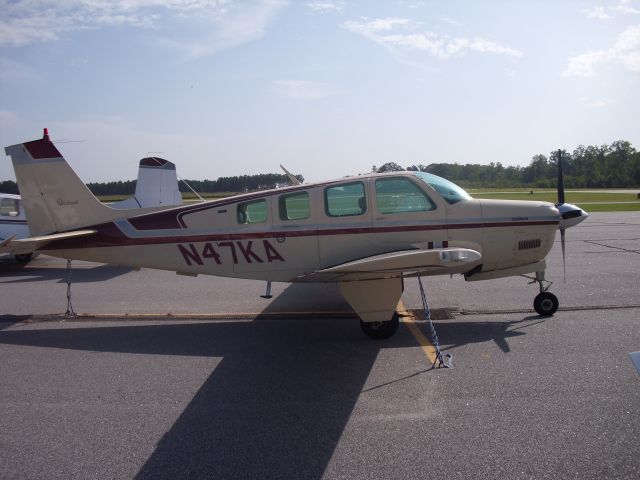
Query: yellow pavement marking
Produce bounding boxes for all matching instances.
[397,301,438,365]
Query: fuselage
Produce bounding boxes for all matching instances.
[42,171,561,282]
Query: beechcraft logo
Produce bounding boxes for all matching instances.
[57,198,79,206]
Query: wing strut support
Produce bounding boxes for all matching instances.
[417,276,452,369]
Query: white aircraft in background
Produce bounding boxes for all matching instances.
[110,156,182,210]
[2,130,587,338]
[0,193,31,262]
[0,142,182,262]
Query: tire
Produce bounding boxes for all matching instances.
[533,292,559,316]
[360,312,400,339]
[14,253,33,263]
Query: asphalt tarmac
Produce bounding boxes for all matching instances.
[1,212,639,479]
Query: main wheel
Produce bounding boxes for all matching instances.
[533,292,559,316]
[14,253,33,263]
[360,312,400,339]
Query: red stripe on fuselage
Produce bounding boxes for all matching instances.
[42,219,558,250]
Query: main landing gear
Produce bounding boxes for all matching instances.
[523,271,559,316]
[359,313,400,339]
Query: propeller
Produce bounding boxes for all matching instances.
[555,149,588,281]
[557,150,567,281]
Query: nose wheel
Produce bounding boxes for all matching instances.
[533,291,559,316]
[523,270,559,317]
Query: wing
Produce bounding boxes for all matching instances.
[0,230,96,256]
[296,247,481,282]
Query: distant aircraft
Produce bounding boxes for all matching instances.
[0,143,182,262]
[110,157,182,209]
[0,193,31,262]
[2,130,587,338]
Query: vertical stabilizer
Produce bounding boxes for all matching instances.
[4,130,119,235]
[111,157,182,209]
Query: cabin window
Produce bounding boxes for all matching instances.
[279,192,310,221]
[325,182,367,217]
[237,199,267,224]
[375,177,436,214]
[0,198,19,217]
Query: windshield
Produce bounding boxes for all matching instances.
[411,172,471,204]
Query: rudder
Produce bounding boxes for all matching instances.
[4,129,120,235]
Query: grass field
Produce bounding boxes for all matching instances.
[468,188,640,212]
[99,188,640,212]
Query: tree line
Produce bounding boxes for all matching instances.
[2,140,638,195]
[376,140,639,189]
[0,173,303,196]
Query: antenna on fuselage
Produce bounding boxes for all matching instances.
[280,165,302,186]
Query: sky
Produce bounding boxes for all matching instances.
[1,0,639,183]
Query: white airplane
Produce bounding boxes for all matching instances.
[0,193,31,262]
[2,130,587,338]
[110,156,182,210]
[0,143,182,262]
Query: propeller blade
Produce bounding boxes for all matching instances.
[557,149,565,205]
[560,227,566,282]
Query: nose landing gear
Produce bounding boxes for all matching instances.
[523,270,559,316]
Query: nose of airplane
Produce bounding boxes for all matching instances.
[557,202,588,229]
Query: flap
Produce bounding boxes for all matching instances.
[297,247,482,282]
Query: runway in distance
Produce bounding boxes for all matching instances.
[2,130,588,338]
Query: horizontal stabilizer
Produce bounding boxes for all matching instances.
[0,230,96,256]
[298,247,481,282]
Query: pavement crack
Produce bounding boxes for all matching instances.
[582,240,640,254]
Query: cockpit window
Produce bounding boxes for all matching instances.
[375,177,436,214]
[0,198,20,217]
[412,172,471,204]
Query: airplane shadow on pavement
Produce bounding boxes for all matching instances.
[0,262,132,284]
[0,288,541,479]
[0,319,414,480]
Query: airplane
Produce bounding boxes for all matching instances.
[2,129,588,339]
[0,145,182,262]
[0,193,31,262]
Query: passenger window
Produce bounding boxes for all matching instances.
[237,199,267,224]
[375,178,436,214]
[325,182,366,217]
[279,192,310,221]
[0,198,19,217]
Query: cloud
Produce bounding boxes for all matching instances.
[158,0,288,59]
[564,24,640,76]
[0,0,287,58]
[578,96,615,108]
[306,1,345,14]
[439,16,464,28]
[273,80,342,100]
[342,17,522,62]
[0,0,164,46]
[614,0,640,15]
[583,1,640,20]
[585,6,612,20]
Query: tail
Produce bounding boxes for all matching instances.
[4,129,122,235]
[111,157,182,209]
